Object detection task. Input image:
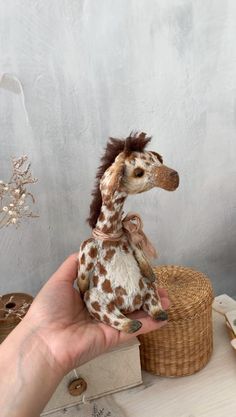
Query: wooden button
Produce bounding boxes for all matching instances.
[68,378,87,396]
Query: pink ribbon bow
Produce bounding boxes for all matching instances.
[122,212,157,259]
[92,212,157,259]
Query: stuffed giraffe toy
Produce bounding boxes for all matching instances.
[77,132,179,333]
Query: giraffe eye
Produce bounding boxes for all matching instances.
[133,167,145,178]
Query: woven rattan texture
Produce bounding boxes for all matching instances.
[138,265,214,376]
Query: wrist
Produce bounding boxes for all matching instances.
[0,316,63,417]
[13,314,64,378]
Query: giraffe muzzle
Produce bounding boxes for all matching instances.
[154,165,179,191]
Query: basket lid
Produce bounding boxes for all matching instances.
[154,265,214,321]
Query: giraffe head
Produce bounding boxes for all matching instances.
[88,132,179,228]
[100,136,179,198]
[104,149,179,196]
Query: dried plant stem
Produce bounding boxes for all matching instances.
[0,155,38,228]
[0,213,9,229]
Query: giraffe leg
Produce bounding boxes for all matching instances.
[77,239,97,295]
[84,288,142,333]
[142,284,168,321]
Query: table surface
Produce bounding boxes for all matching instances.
[113,310,236,417]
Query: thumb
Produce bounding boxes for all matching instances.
[51,253,79,284]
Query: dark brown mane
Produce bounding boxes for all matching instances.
[87,132,151,228]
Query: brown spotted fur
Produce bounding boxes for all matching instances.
[77,132,179,333]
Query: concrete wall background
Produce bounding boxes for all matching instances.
[0,0,235,297]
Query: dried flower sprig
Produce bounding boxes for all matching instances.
[0,155,38,229]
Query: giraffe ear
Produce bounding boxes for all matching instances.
[151,151,163,164]
[102,153,125,202]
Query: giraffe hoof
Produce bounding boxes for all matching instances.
[126,320,142,333]
[155,311,168,321]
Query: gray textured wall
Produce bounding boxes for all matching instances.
[0,0,235,297]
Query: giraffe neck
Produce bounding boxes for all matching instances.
[95,190,127,235]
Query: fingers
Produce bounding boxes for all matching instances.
[119,315,167,344]
[127,310,149,320]
[160,296,171,310]
[157,288,168,298]
[157,288,171,310]
[136,315,168,336]
[50,253,79,284]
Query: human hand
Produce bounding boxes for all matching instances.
[26,254,170,376]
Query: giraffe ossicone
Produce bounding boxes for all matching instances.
[77,132,179,333]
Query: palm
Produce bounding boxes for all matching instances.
[28,255,170,375]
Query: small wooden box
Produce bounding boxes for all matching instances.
[41,338,142,415]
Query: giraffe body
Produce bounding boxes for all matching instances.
[78,234,161,333]
[77,133,179,333]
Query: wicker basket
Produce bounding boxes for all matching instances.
[138,265,214,377]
